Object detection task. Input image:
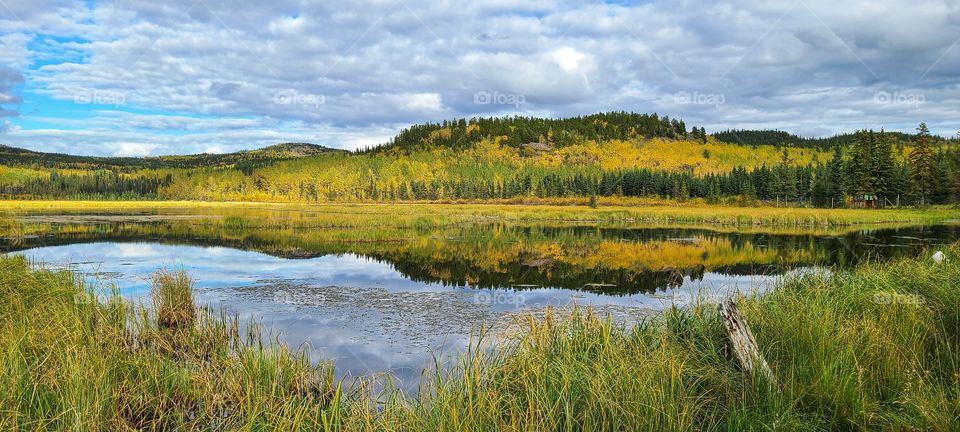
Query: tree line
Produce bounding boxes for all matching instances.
[711,129,933,150]
[2,116,957,208]
[358,112,694,153]
[0,170,172,199]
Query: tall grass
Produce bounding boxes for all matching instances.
[151,270,196,329]
[0,215,23,237]
[2,248,960,430]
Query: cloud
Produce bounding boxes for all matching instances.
[110,142,160,157]
[0,66,24,121]
[1,0,959,155]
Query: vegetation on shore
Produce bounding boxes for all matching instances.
[8,201,954,295]
[4,200,960,229]
[2,245,959,430]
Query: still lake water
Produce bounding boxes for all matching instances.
[3,212,959,390]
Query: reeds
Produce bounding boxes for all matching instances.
[2,248,960,430]
[3,199,960,228]
[0,215,23,237]
[151,270,196,329]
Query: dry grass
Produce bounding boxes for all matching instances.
[3,200,960,228]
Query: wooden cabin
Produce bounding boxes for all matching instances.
[852,194,879,208]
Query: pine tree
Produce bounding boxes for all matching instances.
[847,130,876,196]
[772,150,797,202]
[909,122,935,206]
[741,179,756,199]
[827,145,846,206]
[952,131,960,203]
[873,130,895,200]
[678,181,690,201]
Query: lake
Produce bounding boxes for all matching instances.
[3,208,958,391]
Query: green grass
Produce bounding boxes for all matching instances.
[2,247,960,430]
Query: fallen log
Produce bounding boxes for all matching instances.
[718,298,775,385]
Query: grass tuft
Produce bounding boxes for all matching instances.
[151,270,196,329]
[0,215,23,237]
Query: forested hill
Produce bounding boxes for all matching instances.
[363,112,938,155]
[360,112,708,154]
[711,129,938,149]
[1,114,957,207]
[0,143,342,171]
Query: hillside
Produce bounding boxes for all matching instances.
[361,112,697,154]
[0,113,955,206]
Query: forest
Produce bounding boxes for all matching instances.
[0,113,956,207]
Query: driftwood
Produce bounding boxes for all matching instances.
[718,298,775,385]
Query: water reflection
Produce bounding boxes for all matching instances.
[3,215,959,390]
[4,220,958,293]
[12,241,777,390]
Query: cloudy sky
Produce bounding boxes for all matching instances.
[0,0,958,156]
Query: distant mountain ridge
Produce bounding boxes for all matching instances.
[710,129,944,149]
[0,142,342,170]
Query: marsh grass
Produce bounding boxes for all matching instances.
[2,248,960,430]
[0,214,23,237]
[151,270,196,329]
[4,200,960,229]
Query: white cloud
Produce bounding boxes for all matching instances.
[398,93,443,113]
[1,0,959,156]
[550,47,586,73]
[111,142,160,157]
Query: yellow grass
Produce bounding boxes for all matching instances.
[2,200,959,228]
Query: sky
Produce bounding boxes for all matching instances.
[0,0,959,156]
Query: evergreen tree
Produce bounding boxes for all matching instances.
[931,150,952,204]
[827,146,846,206]
[846,130,876,196]
[909,123,935,206]
[951,131,960,203]
[873,130,895,199]
[740,179,756,199]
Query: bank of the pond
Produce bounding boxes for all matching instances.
[3,200,960,229]
[1,247,959,430]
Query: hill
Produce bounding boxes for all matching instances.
[0,113,954,206]
[710,129,942,149]
[360,112,695,154]
[0,142,342,171]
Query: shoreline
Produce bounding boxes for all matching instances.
[1,247,958,430]
[3,199,960,228]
